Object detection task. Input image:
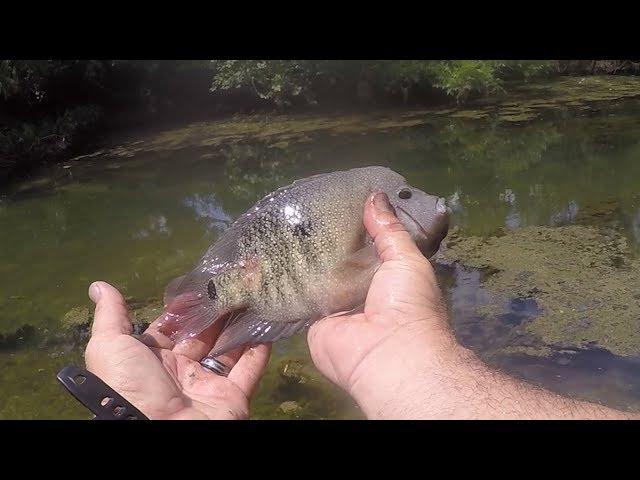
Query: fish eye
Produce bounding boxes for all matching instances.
[207,280,217,300]
[398,188,412,200]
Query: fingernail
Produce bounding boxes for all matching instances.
[88,282,102,303]
[372,192,394,214]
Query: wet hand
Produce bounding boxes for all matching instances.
[307,193,640,420]
[84,281,270,420]
[307,192,456,418]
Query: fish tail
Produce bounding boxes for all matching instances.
[162,292,225,344]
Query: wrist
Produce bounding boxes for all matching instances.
[347,319,468,419]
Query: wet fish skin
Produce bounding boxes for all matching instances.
[162,166,449,356]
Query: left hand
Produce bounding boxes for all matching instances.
[84,281,271,420]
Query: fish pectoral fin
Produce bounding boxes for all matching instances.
[208,311,309,357]
[323,245,380,307]
[340,244,379,272]
[329,245,381,284]
[323,302,365,319]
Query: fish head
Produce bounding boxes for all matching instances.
[384,183,450,258]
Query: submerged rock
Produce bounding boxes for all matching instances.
[278,359,310,385]
[279,401,302,414]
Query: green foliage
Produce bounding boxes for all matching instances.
[0,105,103,170]
[429,61,505,102]
[210,60,556,106]
[0,60,217,181]
[0,60,19,99]
[499,60,555,79]
[211,60,316,106]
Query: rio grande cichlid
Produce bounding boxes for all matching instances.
[159,166,449,356]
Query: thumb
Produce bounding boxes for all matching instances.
[89,281,133,338]
[364,192,425,263]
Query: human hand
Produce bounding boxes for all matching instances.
[84,281,271,420]
[308,193,640,420]
[307,192,457,419]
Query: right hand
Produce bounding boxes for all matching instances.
[307,192,457,418]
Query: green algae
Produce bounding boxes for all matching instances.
[0,297,41,336]
[444,225,640,357]
[250,335,363,419]
[61,76,640,165]
[486,345,555,358]
[11,301,361,419]
[61,306,91,329]
[455,76,640,125]
[60,297,162,334]
[0,347,89,419]
[130,303,163,327]
[69,112,441,161]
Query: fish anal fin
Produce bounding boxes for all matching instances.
[209,312,309,357]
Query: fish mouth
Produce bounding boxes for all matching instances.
[396,199,450,257]
[396,205,431,239]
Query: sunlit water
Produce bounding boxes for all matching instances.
[2,78,640,418]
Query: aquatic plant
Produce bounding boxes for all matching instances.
[444,225,640,357]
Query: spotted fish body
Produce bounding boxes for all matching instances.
[162,166,449,356]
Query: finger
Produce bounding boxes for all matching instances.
[306,313,371,380]
[364,192,424,263]
[89,281,133,338]
[172,319,225,360]
[306,318,342,384]
[213,345,243,366]
[227,343,271,397]
[139,313,176,350]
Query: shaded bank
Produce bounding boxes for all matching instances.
[3,60,638,183]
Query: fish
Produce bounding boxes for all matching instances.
[159,166,449,357]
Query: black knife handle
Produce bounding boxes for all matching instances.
[57,365,149,420]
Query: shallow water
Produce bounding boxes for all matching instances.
[2,76,640,418]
